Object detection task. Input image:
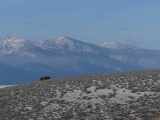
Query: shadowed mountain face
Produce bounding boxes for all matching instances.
[0,70,160,119]
[0,36,160,84]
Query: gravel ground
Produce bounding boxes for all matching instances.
[0,70,160,120]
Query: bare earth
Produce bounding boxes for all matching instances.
[0,70,160,120]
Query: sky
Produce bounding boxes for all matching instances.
[0,0,160,49]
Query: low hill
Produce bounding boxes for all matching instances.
[0,70,160,120]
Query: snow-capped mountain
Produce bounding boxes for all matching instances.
[0,36,160,84]
[0,36,38,57]
[99,42,137,50]
[99,42,124,49]
[40,36,99,54]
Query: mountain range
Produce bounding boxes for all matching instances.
[0,36,160,84]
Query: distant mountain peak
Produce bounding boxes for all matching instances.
[40,36,98,53]
[55,35,69,40]
[54,36,86,43]
[41,36,75,50]
[4,36,20,40]
[3,36,25,42]
[0,36,37,57]
[0,36,28,48]
[99,42,137,50]
[54,36,74,44]
[99,42,124,49]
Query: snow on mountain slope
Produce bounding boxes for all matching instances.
[98,41,160,69]
[0,36,56,57]
[99,42,137,50]
[0,37,23,47]
[0,85,13,88]
[0,85,8,88]
[41,36,99,53]
[99,42,125,49]
[0,36,37,56]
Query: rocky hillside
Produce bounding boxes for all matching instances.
[0,70,160,120]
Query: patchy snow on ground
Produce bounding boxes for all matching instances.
[0,85,14,88]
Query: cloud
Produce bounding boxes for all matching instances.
[114,28,128,32]
[24,21,47,26]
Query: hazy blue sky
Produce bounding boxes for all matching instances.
[0,0,160,49]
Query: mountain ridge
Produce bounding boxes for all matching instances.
[99,41,138,50]
[0,36,160,84]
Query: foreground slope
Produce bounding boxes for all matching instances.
[0,70,160,120]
